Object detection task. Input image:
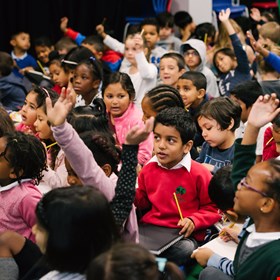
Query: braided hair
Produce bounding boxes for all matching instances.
[3,131,47,184]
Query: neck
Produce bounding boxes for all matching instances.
[217,132,235,150]
[181,29,191,42]
[13,48,26,57]
[82,91,96,106]
[253,215,280,232]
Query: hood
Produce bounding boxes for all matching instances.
[180,39,206,72]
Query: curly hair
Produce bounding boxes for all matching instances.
[3,131,47,184]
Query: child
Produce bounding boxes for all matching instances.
[97,17,167,72]
[176,71,208,148]
[135,107,221,266]
[258,21,280,48]
[102,72,153,165]
[213,9,251,97]
[192,94,280,279]
[230,80,266,163]
[156,11,182,52]
[32,186,119,279]
[33,86,68,190]
[49,54,69,94]
[0,131,46,241]
[33,36,54,76]
[180,38,219,98]
[10,31,37,78]
[54,37,77,55]
[72,56,103,106]
[16,88,40,136]
[196,97,241,173]
[87,243,185,280]
[159,52,186,87]
[141,84,185,122]
[174,11,196,42]
[0,51,28,112]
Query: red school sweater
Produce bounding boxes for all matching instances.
[135,160,221,241]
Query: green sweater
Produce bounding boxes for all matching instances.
[233,229,280,279]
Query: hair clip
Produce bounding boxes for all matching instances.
[61,59,78,66]
[89,56,96,62]
[41,87,50,98]
[156,257,167,272]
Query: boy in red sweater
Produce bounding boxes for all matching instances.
[135,107,221,266]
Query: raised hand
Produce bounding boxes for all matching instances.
[96,24,106,38]
[250,8,261,22]
[46,87,75,127]
[248,93,280,128]
[60,17,69,33]
[125,117,154,145]
[219,8,231,22]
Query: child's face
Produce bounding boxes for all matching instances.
[124,38,137,65]
[159,27,172,40]
[142,25,159,49]
[272,123,280,153]
[20,92,38,126]
[159,58,185,87]
[153,123,191,169]
[65,158,82,186]
[197,116,232,150]
[215,52,236,73]
[257,34,271,47]
[0,137,14,186]
[11,33,31,51]
[35,45,53,64]
[32,223,48,253]
[230,95,249,123]
[184,49,201,70]
[103,82,131,118]
[73,64,97,98]
[82,43,103,60]
[141,96,157,122]
[49,63,69,88]
[234,162,271,216]
[34,107,53,140]
[176,79,203,109]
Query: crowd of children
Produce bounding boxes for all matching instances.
[0,4,280,280]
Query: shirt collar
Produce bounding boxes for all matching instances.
[149,152,191,172]
[11,51,28,60]
[0,179,32,192]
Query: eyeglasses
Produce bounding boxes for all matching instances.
[0,148,9,163]
[239,178,269,197]
[184,50,199,57]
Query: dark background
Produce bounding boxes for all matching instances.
[0,0,157,54]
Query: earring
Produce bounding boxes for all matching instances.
[260,208,264,212]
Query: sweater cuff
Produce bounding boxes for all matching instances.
[207,253,223,268]
[65,28,79,40]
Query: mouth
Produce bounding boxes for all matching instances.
[156,152,168,160]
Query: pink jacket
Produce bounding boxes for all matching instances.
[52,122,139,242]
[111,103,153,166]
[0,180,42,242]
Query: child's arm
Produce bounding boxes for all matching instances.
[110,118,154,227]
[134,34,158,80]
[219,9,250,74]
[60,17,85,46]
[96,24,125,54]
[231,94,280,188]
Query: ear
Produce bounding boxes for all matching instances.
[10,39,16,47]
[260,197,275,214]
[183,140,193,154]
[9,168,23,179]
[101,164,112,177]
[179,68,186,76]
[227,118,234,131]
[95,51,103,60]
[92,79,101,90]
[197,89,206,100]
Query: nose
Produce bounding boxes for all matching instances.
[34,119,38,127]
[158,139,166,149]
[202,129,207,138]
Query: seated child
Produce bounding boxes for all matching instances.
[174,11,196,42]
[135,107,221,266]
[10,31,37,78]
[196,97,241,173]
[159,52,186,88]
[180,38,219,98]
[156,11,182,52]
[176,71,208,148]
[0,131,46,241]
[0,52,28,112]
